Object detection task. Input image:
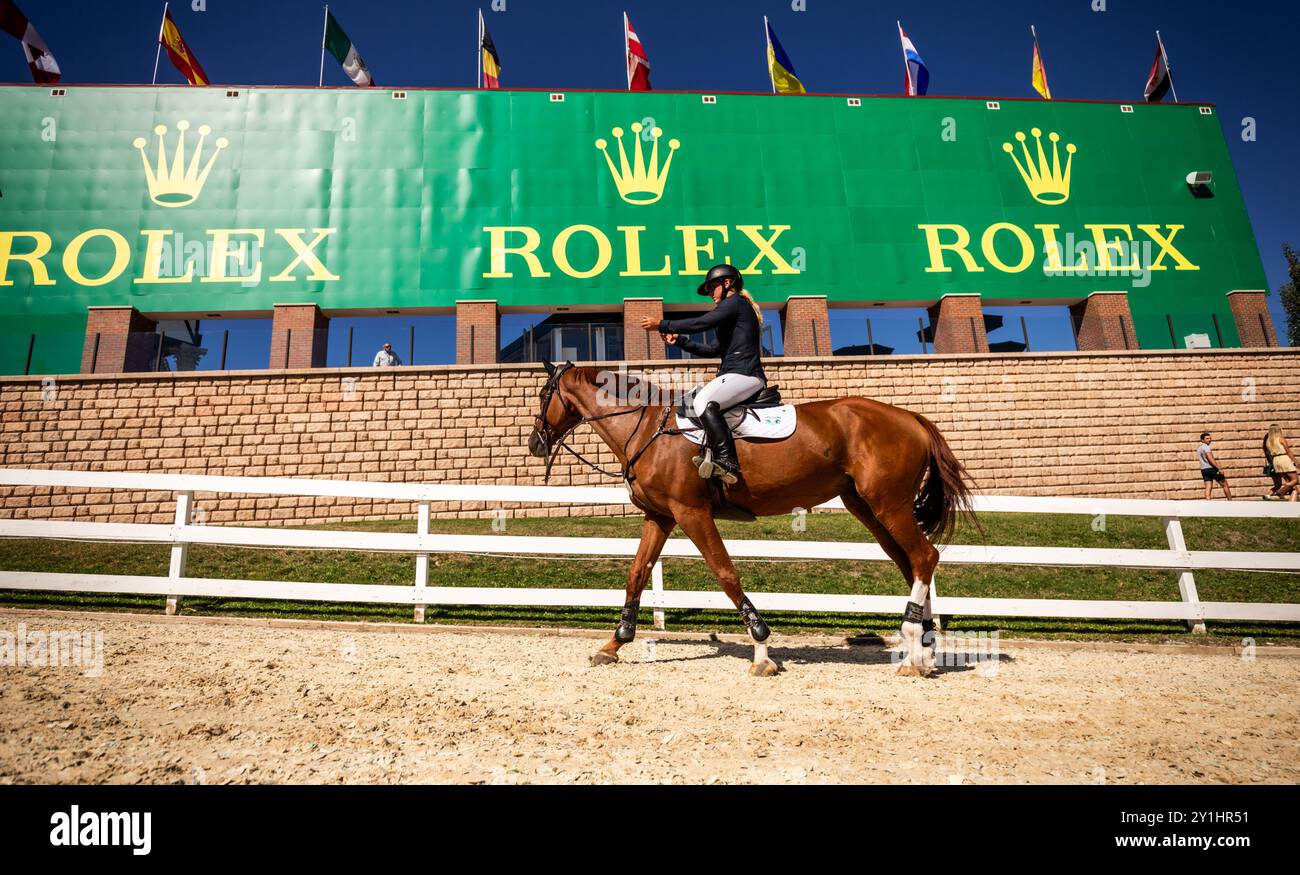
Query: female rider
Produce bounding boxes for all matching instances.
[639,263,766,484]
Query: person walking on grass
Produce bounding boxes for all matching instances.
[1197,432,1232,500]
[1262,424,1298,501]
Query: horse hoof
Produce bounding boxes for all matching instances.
[895,662,932,678]
[748,659,779,677]
[589,651,619,667]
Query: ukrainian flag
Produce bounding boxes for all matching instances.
[765,18,805,94]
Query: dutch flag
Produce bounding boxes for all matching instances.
[898,22,929,96]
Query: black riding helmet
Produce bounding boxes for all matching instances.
[696,263,743,296]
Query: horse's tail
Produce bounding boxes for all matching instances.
[910,411,979,544]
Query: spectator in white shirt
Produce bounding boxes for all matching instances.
[373,343,402,367]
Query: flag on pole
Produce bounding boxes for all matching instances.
[897,22,928,96]
[1144,33,1173,102]
[479,10,501,89]
[1030,25,1051,99]
[765,17,805,94]
[0,0,59,83]
[159,6,209,85]
[624,12,651,91]
[324,10,374,87]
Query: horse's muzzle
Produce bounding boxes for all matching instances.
[527,430,546,458]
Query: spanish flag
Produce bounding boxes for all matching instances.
[764,17,804,95]
[479,9,501,89]
[158,5,208,86]
[1030,25,1051,100]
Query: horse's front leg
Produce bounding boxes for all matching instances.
[675,509,778,677]
[591,514,674,667]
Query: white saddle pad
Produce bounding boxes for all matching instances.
[675,405,797,445]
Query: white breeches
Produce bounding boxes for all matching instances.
[692,373,766,417]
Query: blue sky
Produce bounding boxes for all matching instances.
[4,0,1295,363]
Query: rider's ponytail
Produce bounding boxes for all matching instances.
[736,289,764,325]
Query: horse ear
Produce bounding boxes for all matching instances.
[564,360,574,369]
[542,361,556,377]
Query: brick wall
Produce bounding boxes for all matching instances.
[2,349,1298,525]
[455,301,499,364]
[269,304,329,370]
[928,294,989,354]
[623,299,666,361]
[1070,292,1139,351]
[1227,291,1278,348]
[781,297,831,357]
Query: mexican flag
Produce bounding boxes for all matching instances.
[324,10,374,87]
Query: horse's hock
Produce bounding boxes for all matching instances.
[1,348,1298,525]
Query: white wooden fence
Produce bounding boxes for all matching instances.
[0,468,1297,633]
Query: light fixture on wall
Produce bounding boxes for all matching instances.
[1186,171,1213,197]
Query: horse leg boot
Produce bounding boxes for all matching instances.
[699,402,739,485]
[592,515,672,667]
[739,596,777,677]
[674,508,776,676]
[898,578,935,677]
[591,600,639,666]
[922,586,938,671]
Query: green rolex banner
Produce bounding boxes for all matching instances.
[323,9,374,87]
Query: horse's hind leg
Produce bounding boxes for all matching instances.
[591,514,674,667]
[869,500,941,677]
[674,508,778,677]
[841,491,936,673]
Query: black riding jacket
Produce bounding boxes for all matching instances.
[657,292,767,381]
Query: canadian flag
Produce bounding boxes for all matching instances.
[624,11,651,91]
[0,0,60,84]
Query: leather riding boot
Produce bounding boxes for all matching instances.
[700,401,740,484]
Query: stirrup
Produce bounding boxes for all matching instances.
[713,461,739,485]
[693,448,714,479]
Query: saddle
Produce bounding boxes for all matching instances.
[674,384,784,421]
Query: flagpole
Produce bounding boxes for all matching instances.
[1157,30,1180,103]
[477,9,483,89]
[152,2,167,85]
[764,16,775,93]
[318,6,328,87]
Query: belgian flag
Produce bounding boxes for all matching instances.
[479,9,501,89]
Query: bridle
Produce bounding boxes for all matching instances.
[532,363,673,485]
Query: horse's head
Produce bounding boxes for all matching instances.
[528,360,582,459]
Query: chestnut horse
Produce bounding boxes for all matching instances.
[528,362,975,677]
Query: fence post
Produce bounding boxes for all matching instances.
[413,501,430,622]
[929,574,942,634]
[1163,516,1207,635]
[165,491,193,616]
[652,560,665,631]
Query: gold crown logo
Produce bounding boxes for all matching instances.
[132,121,228,208]
[595,122,680,205]
[1002,127,1076,205]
